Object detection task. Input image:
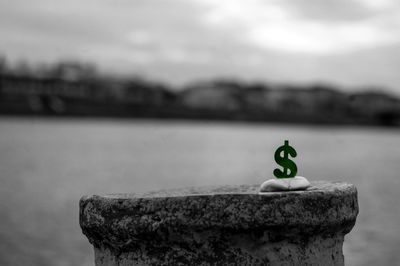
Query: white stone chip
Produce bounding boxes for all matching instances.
[259,176,310,193]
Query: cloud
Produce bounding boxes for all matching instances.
[0,0,400,93]
[281,0,375,22]
[195,0,400,54]
[0,0,216,64]
[127,31,154,46]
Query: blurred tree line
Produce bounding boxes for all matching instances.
[1,55,400,126]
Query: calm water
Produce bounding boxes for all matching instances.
[0,117,399,265]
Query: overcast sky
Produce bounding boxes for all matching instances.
[1,0,400,93]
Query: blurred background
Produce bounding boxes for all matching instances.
[1,0,400,265]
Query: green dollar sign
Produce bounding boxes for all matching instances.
[273,140,298,178]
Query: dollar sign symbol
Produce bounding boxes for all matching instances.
[273,140,298,178]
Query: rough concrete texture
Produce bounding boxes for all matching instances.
[80,181,358,265]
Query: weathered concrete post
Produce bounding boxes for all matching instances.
[80,182,358,265]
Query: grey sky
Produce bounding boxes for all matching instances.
[1,0,400,94]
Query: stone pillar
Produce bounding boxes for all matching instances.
[80,182,358,266]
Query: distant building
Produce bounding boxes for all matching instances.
[349,91,400,125]
[0,73,171,115]
[0,74,93,99]
[180,82,241,111]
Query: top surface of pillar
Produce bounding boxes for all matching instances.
[80,181,358,252]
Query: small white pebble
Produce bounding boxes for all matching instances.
[259,176,310,193]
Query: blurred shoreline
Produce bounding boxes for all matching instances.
[1,59,400,127]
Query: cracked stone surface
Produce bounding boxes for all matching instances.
[80,181,358,266]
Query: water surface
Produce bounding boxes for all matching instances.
[0,117,399,265]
